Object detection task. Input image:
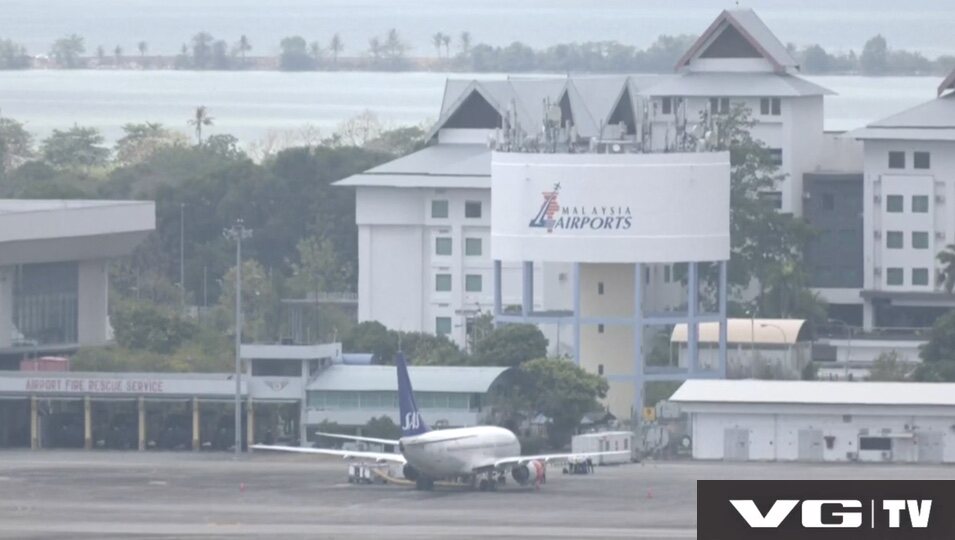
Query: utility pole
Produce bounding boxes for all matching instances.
[224,219,252,458]
[179,203,185,312]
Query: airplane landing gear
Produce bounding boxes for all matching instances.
[476,471,499,491]
[415,477,434,491]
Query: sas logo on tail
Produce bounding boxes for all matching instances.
[402,411,422,431]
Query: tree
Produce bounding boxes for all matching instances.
[287,236,353,296]
[868,351,913,381]
[279,35,313,70]
[191,32,214,69]
[801,44,831,73]
[397,331,466,365]
[442,34,451,58]
[308,41,322,64]
[137,41,147,58]
[112,299,198,354]
[0,38,30,69]
[432,32,445,58]
[459,31,471,57]
[189,106,214,144]
[328,33,344,65]
[114,122,184,165]
[0,117,34,173]
[937,244,955,293]
[363,416,400,440]
[334,110,384,147]
[913,310,955,381]
[368,37,383,63]
[492,358,608,448]
[343,321,397,364]
[113,45,123,66]
[50,34,86,68]
[217,259,279,343]
[40,126,110,169]
[236,35,251,66]
[473,324,548,367]
[860,34,889,75]
[211,40,230,69]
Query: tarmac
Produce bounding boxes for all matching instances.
[1,450,955,539]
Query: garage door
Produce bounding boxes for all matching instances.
[723,428,750,461]
[798,429,824,462]
[917,432,944,464]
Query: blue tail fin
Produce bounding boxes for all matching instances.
[396,352,429,437]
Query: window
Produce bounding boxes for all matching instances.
[912,195,929,213]
[760,97,781,116]
[435,273,451,292]
[888,151,905,169]
[598,364,604,375]
[435,237,452,256]
[645,267,650,284]
[597,324,604,334]
[435,317,451,336]
[465,274,482,292]
[431,199,449,218]
[13,262,79,345]
[465,238,482,256]
[597,282,604,295]
[767,148,783,167]
[914,151,931,169]
[759,191,783,210]
[886,195,903,213]
[886,231,903,249]
[886,267,904,286]
[710,97,729,114]
[661,97,672,115]
[821,193,835,211]
[913,268,929,286]
[859,437,892,451]
[465,201,482,218]
[912,231,929,249]
[664,265,671,283]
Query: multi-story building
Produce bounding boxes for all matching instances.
[338,8,833,354]
[849,73,955,332]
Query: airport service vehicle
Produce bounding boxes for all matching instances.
[253,353,628,490]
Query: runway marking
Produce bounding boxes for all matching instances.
[147,480,167,486]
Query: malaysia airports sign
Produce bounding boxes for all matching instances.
[491,151,730,263]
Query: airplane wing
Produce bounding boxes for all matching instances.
[490,450,631,469]
[313,432,400,446]
[251,444,406,464]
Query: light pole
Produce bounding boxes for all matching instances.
[828,318,853,380]
[224,219,252,457]
[179,203,185,312]
[760,323,789,372]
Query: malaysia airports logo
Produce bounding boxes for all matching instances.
[528,182,632,233]
[698,480,955,540]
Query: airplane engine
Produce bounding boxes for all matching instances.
[511,460,545,485]
[402,464,420,481]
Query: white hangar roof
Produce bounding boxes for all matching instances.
[671,379,955,408]
[671,319,807,346]
[307,365,509,394]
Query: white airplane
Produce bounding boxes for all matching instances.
[253,353,630,491]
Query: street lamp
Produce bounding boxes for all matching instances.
[760,323,790,372]
[179,203,186,312]
[224,219,252,457]
[828,318,853,380]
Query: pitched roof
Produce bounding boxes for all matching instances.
[644,71,832,97]
[671,379,955,408]
[306,364,509,393]
[938,68,955,97]
[849,92,955,141]
[675,9,798,73]
[334,144,490,188]
[670,319,807,346]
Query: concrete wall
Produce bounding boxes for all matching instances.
[77,260,109,346]
[688,404,955,462]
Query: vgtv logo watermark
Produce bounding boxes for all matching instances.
[699,481,955,539]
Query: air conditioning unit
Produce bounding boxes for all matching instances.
[874,267,882,276]
[873,195,881,204]
[873,230,882,239]
[937,195,946,203]
[937,232,946,240]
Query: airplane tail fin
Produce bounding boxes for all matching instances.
[396,352,429,437]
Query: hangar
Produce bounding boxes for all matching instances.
[671,379,955,463]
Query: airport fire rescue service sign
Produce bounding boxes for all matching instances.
[1,376,240,396]
[698,480,955,539]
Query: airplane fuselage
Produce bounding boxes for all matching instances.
[400,425,520,478]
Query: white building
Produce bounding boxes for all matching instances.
[849,72,955,331]
[337,8,832,353]
[672,379,955,463]
[0,200,155,368]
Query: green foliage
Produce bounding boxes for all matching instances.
[112,300,198,354]
[0,117,33,173]
[49,34,85,68]
[860,34,889,75]
[114,122,184,166]
[473,324,548,367]
[342,322,466,365]
[645,381,680,407]
[937,245,955,294]
[0,38,30,69]
[343,321,396,364]
[217,259,280,343]
[868,351,913,381]
[286,236,353,297]
[41,126,110,169]
[279,36,314,70]
[363,416,401,440]
[917,311,955,382]
[492,358,608,448]
[398,332,467,366]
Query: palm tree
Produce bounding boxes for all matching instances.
[441,34,451,58]
[137,41,147,57]
[237,35,251,66]
[459,31,471,57]
[113,45,123,66]
[937,244,955,293]
[432,32,444,58]
[368,37,382,62]
[309,41,322,63]
[329,33,343,65]
[188,106,214,144]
